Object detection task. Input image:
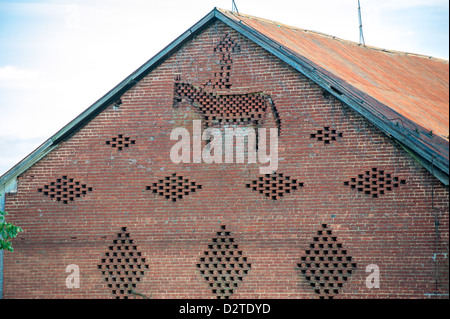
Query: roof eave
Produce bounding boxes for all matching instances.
[397,142,449,185]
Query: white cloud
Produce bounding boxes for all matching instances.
[0,66,38,81]
[65,4,80,29]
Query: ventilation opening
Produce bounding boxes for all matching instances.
[37,176,92,204]
[343,167,406,197]
[245,172,304,200]
[297,224,356,299]
[145,173,202,202]
[310,126,343,145]
[98,227,149,299]
[106,134,136,151]
[197,225,251,299]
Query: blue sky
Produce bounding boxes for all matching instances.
[0,0,449,176]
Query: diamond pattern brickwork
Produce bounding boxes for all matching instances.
[106,134,136,151]
[145,173,202,202]
[98,227,149,299]
[37,175,92,204]
[343,167,406,198]
[298,224,357,299]
[245,172,304,200]
[310,126,343,145]
[197,225,252,299]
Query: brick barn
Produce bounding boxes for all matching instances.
[0,8,448,299]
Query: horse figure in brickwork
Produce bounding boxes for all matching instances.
[173,76,281,135]
[173,33,281,134]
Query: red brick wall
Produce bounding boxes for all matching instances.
[3,21,449,299]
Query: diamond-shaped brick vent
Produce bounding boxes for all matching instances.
[37,176,92,204]
[343,167,406,198]
[297,224,357,299]
[98,227,149,299]
[197,225,252,299]
[310,126,343,145]
[145,173,202,202]
[245,173,304,200]
[106,134,136,150]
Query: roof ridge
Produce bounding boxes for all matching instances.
[216,8,449,63]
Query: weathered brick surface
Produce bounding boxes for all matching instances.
[3,21,449,299]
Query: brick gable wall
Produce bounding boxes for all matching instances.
[3,21,449,299]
